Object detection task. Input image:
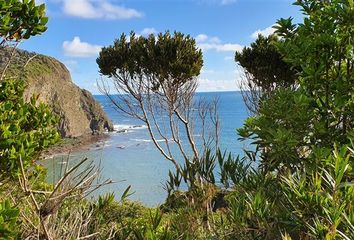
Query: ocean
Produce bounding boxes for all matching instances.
[45,91,249,207]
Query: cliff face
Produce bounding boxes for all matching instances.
[1,49,113,137]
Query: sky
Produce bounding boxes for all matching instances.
[21,0,302,94]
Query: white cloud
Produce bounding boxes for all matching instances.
[199,43,243,52]
[62,0,142,20]
[140,28,157,36]
[196,34,242,52]
[251,25,276,39]
[198,67,244,92]
[196,34,220,44]
[208,36,221,44]
[196,34,208,43]
[63,0,101,18]
[221,0,237,5]
[197,78,240,92]
[63,37,102,57]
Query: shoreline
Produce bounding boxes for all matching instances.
[41,133,110,159]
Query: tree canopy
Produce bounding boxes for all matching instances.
[97,32,203,93]
[239,0,354,172]
[235,34,298,114]
[234,1,354,238]
[275,0,354,145]
[235,34,297,91]
[0,0,48,45]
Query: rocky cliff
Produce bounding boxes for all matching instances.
[1,48,113,137]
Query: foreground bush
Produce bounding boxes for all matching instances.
[222,145,354,240]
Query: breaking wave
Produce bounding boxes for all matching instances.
[113,124,148,132]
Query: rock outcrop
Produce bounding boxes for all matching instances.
[1,48,114,137]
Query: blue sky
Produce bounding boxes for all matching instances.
[21,0,302,94]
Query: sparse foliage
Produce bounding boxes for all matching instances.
[97,32,220,189]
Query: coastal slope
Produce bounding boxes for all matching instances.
[1,48,113,137]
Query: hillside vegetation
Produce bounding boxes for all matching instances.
[0,48,113,138]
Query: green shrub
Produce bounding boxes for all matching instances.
[0,79,59,175]
[0,200,19,240]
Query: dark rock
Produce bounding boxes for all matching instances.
[117,129,128,133]
[81,89,114,134]
[211,190,229,212]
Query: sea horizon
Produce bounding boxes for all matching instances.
[90,89,242,96]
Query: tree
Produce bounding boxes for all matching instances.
[239,0,354,172]
[274,0,354,146]
[229,2,354,238]
[235,34,297,114]
[97,32,219,184]
[97,32,220,227]
[0,0,58,238]
[0,0,58,175]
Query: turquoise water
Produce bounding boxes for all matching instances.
[45,91,249,206]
